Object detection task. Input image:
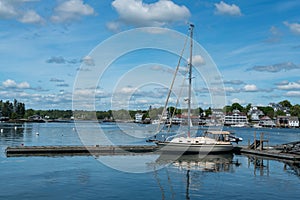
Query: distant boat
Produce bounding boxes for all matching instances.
[148,24,236,154]
[151,119,164,125]
[231,123,246,128]
[252,123,263,128]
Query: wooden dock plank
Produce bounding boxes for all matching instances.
[5,145,159,157]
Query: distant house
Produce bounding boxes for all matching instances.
[224,110,248,126]
[28,115,45,122]
[269,103,290,114]
[259,116,276,127]
[175,114,198,125]
[248,106,264,122]
[276,116,289,127]
[134,113,143,123]
[288,117,299,128]
[276,116,299,128]
[211,109,225,125]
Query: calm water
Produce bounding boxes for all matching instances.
[0,122,300,200]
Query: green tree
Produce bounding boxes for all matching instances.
[244,103,252,114]
[25,109,35,118]
[198,107,204,115]
[291,104,300,117]
[259,106,274,118]
[278,100,292,108]
[223,105,232,113]
[204,107,212,116]
[275,110,285,117]
[231,103,243,112]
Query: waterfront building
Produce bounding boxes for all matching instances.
[259,116,276,127]
[224,109,248,126]
[276,116,299,128]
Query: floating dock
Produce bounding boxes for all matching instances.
[233,146,300,163]
[5,145,300,163]
[5,145,159,157]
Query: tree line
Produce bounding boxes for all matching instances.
[223,100,300,119]
[1,99,299,121]
[0,99,25,119]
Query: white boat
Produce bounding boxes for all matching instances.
[149,24,235,154]
[155,131,233,153]
[231,123,246,128]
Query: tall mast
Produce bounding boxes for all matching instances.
[187,24,194,138]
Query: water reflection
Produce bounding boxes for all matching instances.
[284,162,300,177]
[0,123,25,143]
[245,155,300,177]
[155,153,239,172]
[153,153,241,200]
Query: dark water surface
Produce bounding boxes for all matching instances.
[0,122,299,200]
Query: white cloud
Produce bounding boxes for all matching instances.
[224,80,244,85]
[106,21,121,32]
[248,62,300,73]
[284,21,300,35]
[81,56,95,66]
[2,79,30,89]
[18,10,44,24]
[111,0,190,27]
[230,98,245,105]
[51,0,95,23]
[192,55,205,66]
[18,81,30,89]
[119,86,137,94]
[0,0,18,18]
[136,99,148,104]
[2,79,18,88]
[277,81,300,90]
[214,1,242,16]
[244,84,258,92]
[225,87,239,93]
[286,91,300,97]
[0,0,44,24]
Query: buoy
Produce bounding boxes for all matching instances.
[0,129,3,133]
[36,132,39,135]
[14,126,17,130]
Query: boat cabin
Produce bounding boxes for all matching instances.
[203,131,231,142]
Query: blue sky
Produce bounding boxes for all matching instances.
[0,0,300,110]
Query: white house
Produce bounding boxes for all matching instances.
[248,106,264,122]
[288,117,299,128]
[135,113,143,123]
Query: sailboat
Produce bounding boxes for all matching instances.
[149,24,235,154]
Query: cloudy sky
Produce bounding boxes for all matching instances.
[0,0,300,110]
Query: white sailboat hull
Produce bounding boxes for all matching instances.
[155,142,233,153]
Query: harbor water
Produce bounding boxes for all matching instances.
[0,122,300,200]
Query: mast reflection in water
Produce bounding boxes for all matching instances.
[152,153,241,200]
